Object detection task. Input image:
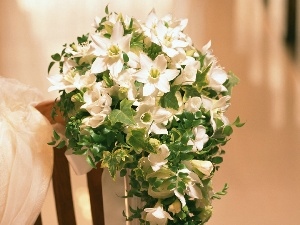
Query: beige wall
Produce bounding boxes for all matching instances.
[1,0,300,224]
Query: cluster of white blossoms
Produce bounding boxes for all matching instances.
[48,7,240,225]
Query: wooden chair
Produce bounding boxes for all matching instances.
[34,101,105,225]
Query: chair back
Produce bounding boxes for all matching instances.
[34,147,105,225]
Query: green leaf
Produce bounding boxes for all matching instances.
[233,116,245,127]
[120,168,127,177]
[48,61,55,73]
[193,64,210,91]
[123,52,129,63]
[47,140,56,146]
[105,4,109,14]
[211,156,223,164]
[223,125,233,136]
[126,128,153,153]
[77,34,89,44]
[223,72,240,95]
[159,85,180,110]
[86,155,97,168]
[53,130,60,141]
[51,53,61,61]
[56,140,66,149]
[182,85,200,100]
[213,183,229,199]
[102,71,114,87]
[102,150,131,179]
[109,99,136,125]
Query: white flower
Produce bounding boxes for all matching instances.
[65,43,91,57]
[111,68,137,101]
[208,67,228,92]
[48,70,96,93]
[148,144,170,171]
[90,21,131,76]
[190,160,214,176]
[135,54,179,96]
[143,9,160,38]
[174,168,203,207]
[144,204,173,225]
[187,125,209,151]
[80,82,112,128]
[153,21,189,57]
[201,40,217,66]
[184,97,202,113]
[173,59,200,85]
[202,95,231,130]
[134,97,172,134]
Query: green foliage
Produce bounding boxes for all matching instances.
[159,85,180,110]
[109,99,136,125]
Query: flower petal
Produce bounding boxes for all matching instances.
[143,83,156,96]
[91,57,107,74]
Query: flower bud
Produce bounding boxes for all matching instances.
[168,199,181,214]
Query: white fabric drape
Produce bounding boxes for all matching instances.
[0,77,53,225]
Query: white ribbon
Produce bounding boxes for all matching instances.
[65,149,93,175]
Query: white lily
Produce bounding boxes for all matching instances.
[173,59,200,85]
[135,53,179,96]
[48,71,96,94]
[144,203,173,225]
[208,67,228,92]
[134,97,172,134]
[174,168,203,207]
[153,21,189,57]
[184,96,202,113]
[90,21,131,76]
[80,82,112,128]
[187,125,209,152]
[143,9,160,38]
[111,68,137,101]
[190,160,214,176]
[202,95,231,130]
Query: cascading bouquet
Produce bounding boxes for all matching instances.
[48,6,243,225]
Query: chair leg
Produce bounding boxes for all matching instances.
[52,147,76,225]
[87,166,105,225]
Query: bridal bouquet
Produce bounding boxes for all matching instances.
[48,6,242,225]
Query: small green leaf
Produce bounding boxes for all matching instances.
[48,61,55,73]
[86,155,97,168]
[120,169,127,177]
[123,52,129,62]
[126,128,149,153]
[223,125,233,136]
[224,72,240,95]
[193,64,211,91]
[105,4,109,14]
[77,34,89,44]
[159,85,180,110]
[109,99,136,125]
[51,53,61,61]
[47,140,56,146]
[167,183,177,190]
[102,71,114,87]
[211,156,223,164]
[56,140,66,149]
[233,116,245,127]
[53,130,60,141]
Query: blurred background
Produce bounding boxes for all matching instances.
[1,0,300,224]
